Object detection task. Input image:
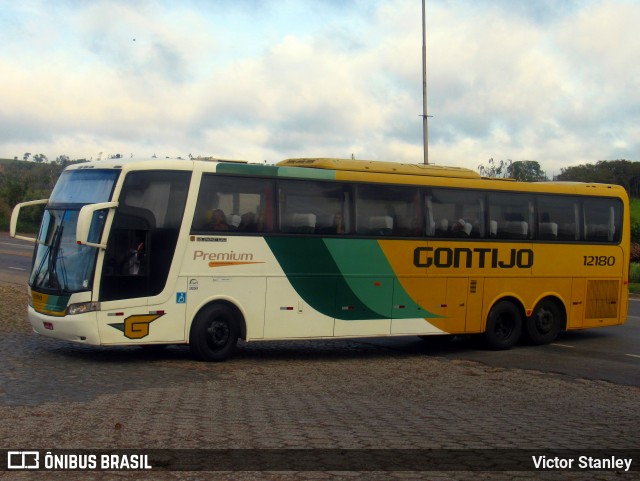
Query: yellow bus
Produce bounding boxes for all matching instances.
[10,157,629,361]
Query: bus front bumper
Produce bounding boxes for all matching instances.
[28,306,101,345]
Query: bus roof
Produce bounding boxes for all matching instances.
[277,158,481,179]
[60,158,627,199]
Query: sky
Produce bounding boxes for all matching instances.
[1,0,639,176]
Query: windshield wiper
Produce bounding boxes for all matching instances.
[32,225,58,288]
[47,225,64,291]
[32,223,64,291]
[32,245,50,287]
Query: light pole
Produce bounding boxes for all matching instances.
[422,0,428,165]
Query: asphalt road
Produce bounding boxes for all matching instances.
[364,315,640,386]
[1,231,638,386]
[0,232,33,284]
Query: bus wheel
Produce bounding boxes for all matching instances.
[484,301,522,350]
[189,304,239,362]
[525,299,561,345]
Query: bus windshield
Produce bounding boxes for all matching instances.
[29,169,120,293]
[50,169,120,204]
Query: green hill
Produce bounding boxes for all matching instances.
[0,159,66,230]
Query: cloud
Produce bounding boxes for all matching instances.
[0,0,638,174]
[422,0,640,171]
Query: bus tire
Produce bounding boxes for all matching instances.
[189,304,239,362]
[524,299,562,345]
[484,300,522,350]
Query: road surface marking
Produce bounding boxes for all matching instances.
[0,242,32,249]
[0,249,33,258]
[551,343,575,348]
[625,354,640,359]
[8,267,26,271]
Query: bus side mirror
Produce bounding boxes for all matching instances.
[76,202,118,248]
[10,199,49,242]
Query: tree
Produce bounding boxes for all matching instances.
[477,158,512,178]
[0,172,26,208]
[558,160,640,196]
[507,161,547,182]
[32,154,48,163]
[23,153,31,161]
[478,158,548,182]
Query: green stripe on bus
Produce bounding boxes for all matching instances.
[265,237,437,320]
[264,237,348,318]
[217,163,336,180]
[325,239,440,319]
[324,239,395,318]
[265,237,386,319]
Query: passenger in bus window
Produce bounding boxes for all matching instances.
[452,218,471,237]
[127,242,145,275]
[333,211,346,234]
[239,212,257,232]
[205,209,229,231]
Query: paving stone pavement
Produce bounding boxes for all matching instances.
[0,284,638,480]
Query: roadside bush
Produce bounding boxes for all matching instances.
[0,204,9,231]
[630,263,640,283]
[632,243,640,263]
[632,220,640,244]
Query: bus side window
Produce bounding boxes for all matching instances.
[192,176,275,235]
[583,199,620,243]
[279,180,349,235]
[429,188,484,239]
[488,193,534,240]
[356,184,421,237]
[538,196,579,241]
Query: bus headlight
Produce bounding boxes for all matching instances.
[66,302,101,315]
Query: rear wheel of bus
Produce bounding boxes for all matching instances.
[524,298,562,345]
[189,304,239,361]
[484,300,522,350]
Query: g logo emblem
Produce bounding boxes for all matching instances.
[109,313,164,339]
